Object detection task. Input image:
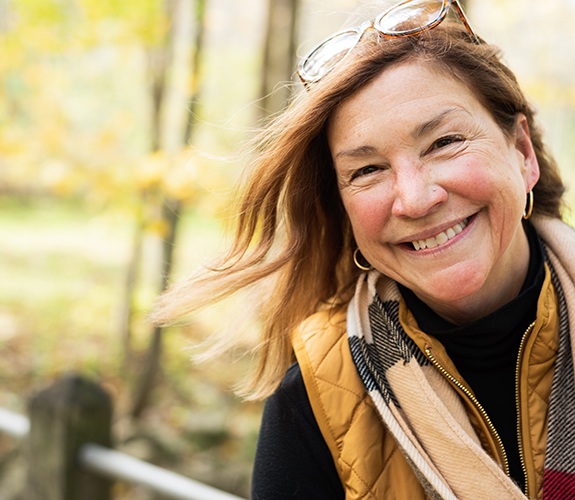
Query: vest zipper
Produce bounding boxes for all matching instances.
[516,321,536,498]
[423,346,510,476]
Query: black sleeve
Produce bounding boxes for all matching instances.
[251,363,344,500]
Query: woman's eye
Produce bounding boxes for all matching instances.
[351,165,379,180]
[430,135,464,151]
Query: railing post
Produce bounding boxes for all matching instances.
[25,374,113,500]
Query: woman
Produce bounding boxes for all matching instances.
[154,0,575,498]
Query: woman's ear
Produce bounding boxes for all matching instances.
[514,113,540,192]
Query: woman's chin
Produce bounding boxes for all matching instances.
[405,271,490,322]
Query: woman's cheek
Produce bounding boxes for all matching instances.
[345,192,391,240]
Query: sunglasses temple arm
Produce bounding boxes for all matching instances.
[451,0,480,44]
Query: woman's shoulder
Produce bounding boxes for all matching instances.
[291,306,349,379]
[293,305,347,338]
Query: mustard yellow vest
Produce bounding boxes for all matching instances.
[292,268,558,499]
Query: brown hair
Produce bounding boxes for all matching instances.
[153,23,566,399]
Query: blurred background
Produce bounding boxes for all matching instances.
[0,0,573,498]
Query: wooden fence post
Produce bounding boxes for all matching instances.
[25,374,113,500]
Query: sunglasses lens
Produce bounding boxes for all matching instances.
[376,0,446,35]
[299,30,361,82]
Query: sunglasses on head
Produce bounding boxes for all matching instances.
[297,0,479,85]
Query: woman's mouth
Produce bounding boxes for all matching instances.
[411,217,470,251]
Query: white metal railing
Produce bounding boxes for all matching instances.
[0,407,29,438]
[0,407,245,500]
[80,444,244,500]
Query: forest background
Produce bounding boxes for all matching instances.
[0,0,574,498]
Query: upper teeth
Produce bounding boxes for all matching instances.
[412,218,469,251]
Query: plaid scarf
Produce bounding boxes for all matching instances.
[347,216,575,500]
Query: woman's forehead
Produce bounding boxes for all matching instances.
[326,60,482,143]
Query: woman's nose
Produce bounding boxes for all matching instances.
[391,167,447,218]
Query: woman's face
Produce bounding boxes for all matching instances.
[328,61,540,324]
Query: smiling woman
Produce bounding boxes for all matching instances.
[329,62,540,324]
[153,1,575,499]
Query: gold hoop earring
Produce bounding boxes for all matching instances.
[523,191,534,220]
[353,248,371,271]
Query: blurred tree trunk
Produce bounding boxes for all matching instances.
[118,209,144,370]
[130,0,207,419]
[259,0,300,117]
[119,2,173,370]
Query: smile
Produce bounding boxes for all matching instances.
[411,218,470,251]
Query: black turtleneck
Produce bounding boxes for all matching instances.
[398,222,545,491]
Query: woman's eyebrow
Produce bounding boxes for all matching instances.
[334,144,378,160]
[411,107,468,139]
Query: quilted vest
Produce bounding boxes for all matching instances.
[292,308,429,499]
[291,267,558,500]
